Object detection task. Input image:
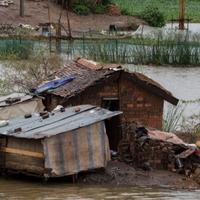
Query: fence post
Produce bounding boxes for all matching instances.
[82,32,85,57]
[116,39,118,62]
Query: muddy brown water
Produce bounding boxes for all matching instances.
[0,64,200,198]
[0,177,200,200]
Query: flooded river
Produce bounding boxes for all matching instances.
[126,65,200,122]
[0,63,200,199]
[0,177,200,200]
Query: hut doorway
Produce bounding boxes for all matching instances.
[102,98,121,151]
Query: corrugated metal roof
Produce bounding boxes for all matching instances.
[0,93,33,107]
[0,105,122,139]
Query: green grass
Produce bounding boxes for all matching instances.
[80,32,200,66]
[112,0,200,22]
[0,39,35,60]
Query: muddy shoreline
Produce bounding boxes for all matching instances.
[78,161,200,190]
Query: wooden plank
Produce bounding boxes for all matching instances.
[1,147,44,158]
[6,161,44,174]
[7,137,43,152]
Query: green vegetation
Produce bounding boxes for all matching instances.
[81,32,200,66]
[93,4,106,14]
[2,30,200,66]
[72,0,109,15]
[112,0,200,22]
[141,6,165,27]
[163,103,185,132]
[0,39,34,60]
[73,3,91,15]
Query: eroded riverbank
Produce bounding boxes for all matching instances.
[1,166,200,200]
[78,161,200,190]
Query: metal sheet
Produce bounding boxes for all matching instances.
[43,121,110,177]
[0,105,122,139]
[0,93,33,107]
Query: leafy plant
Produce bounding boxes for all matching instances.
[163,103,186,132]
[102,0,111,5]
[93,4,106,14]
[141,6,166,27]
[0,40,34,60]
[73,3,90,15]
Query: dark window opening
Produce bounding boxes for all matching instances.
[102,99,121,151]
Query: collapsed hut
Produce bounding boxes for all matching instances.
[35,58,178,150]
[119,125,200,176]
[0,105,121,178]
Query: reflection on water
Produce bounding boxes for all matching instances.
[0,177,200,200]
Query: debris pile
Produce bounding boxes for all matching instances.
[0,24,15,35]
[119,125,200,177]
[0,24,35,36]
[0,0,13,7]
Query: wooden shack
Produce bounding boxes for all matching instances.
[39,58,178,150]
[0,105,121,178]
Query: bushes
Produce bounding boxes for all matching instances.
[0,40,34,60]
[78,32,200,66]
[93,4,106,14]
[102,0,111,5]
[73,3,90,15]
[72,0,110,15]
[141,6,166,27]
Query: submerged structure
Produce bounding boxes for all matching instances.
[0,105,121,177]
[37,58,178,150]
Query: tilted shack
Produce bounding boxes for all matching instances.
[0,105,121,177]
[38,58,178,150]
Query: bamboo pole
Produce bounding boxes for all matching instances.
[179,0,185,30]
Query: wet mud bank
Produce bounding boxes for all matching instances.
[78,161,200,190]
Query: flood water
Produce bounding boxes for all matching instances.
[126,65,200,122]
[0,64,200,199]
[0,177,200,200]
[1,54,200,198]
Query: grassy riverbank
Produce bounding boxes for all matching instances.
[112,0,200,22]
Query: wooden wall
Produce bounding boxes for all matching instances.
[0,137,44,176]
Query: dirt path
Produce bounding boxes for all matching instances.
[0,0,144,32]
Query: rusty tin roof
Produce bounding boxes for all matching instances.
[0,105,122,139]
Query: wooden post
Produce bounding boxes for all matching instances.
[66,4,72,39]
[47,0,52,52]
[20,0,24,17]
[179,0,185,30]
[56,23,61,53]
